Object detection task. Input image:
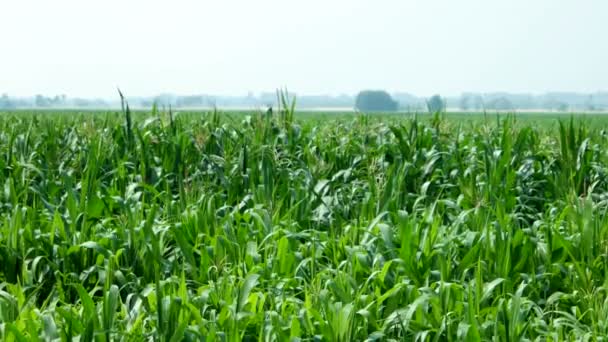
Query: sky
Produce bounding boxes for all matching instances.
[1,0,607,98]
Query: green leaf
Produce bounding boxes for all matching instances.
[238,273,260,313]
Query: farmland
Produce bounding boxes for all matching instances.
[1,106,608,341]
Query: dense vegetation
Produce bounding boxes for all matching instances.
[355,91,399,112]
[1,106,608,341]
[426,95,445,114]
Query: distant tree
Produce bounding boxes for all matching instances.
[0,93,13,109]
[73,98,91,107]
[51,95,67,107]
[459,94,470,111]
[426,94,445,113]
[543,98,569,111]
[355,90,398,112]
[176,95,206,107]
[586,95,596,111]
[472,95,484,110]
[487,97,513,110]
[35,94,51,107]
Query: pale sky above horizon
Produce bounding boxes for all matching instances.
[1,0,607,98]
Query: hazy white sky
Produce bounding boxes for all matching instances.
[1,0,607,98]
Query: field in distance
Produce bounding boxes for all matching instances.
[4,108,608,125]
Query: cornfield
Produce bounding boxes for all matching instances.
[1,104,608,341]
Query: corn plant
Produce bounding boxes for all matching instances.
[0,107,607,341]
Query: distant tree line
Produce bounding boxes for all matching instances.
[454,92,608,112]
[1,91,607,111]
[355,91,608,112]
[0,93,109,109]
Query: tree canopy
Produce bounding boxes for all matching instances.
[426,94,445,113]
[355,90,399,112]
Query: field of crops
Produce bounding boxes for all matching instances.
[1,106,608,341]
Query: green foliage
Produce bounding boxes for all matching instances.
[426,94,445,113]
[0,108,607,340]
[355,90,399,112]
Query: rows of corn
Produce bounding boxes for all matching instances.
[1,106,608,341]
